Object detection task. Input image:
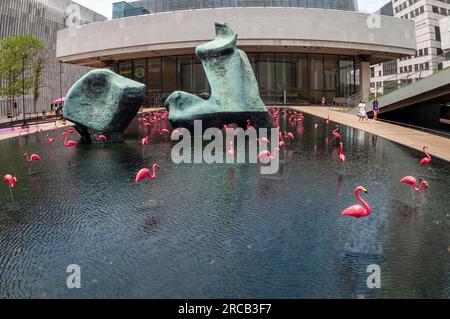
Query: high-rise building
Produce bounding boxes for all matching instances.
[0,0,106,118]
[112,0,359,19]
[440,16,450,68]
[370,0,450,96]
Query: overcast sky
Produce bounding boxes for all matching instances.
[73,0,391,19]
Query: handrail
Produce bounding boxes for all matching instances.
[382,51,449,83]
[377,51,450,97]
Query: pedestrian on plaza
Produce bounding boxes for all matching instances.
[357,100,367,123]
[372,98,379,121]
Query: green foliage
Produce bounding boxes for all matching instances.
[0,35,48,104]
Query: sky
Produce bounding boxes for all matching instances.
[73,0,391,19]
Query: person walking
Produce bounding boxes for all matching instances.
[372,98,379,121]
[357,100,367,123]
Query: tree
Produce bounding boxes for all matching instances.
[0,35,47,117]
[32,53,48,114]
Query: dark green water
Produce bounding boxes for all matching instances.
[0,113,449,298]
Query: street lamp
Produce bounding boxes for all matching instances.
[59,60,62,100]
[22,54,28,129]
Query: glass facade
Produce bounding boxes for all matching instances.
[112,0,358,17]
[112,1,150,18]
[112,53,356,106]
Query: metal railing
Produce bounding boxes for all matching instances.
[372,51,450,98]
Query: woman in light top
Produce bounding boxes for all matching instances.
[357,100,367,123]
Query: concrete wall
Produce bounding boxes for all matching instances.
[57,7,416,66]
[380,103,442,130]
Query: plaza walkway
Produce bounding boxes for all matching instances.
[0,108,166,141]
[0,119,68,141]
[291,106,450,162]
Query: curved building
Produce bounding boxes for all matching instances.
[57,3,416,106]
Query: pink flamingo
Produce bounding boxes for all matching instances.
[339,142,346,163]
[341,186,371,218]
[330,125,341,144]
[158,129,170,135]
[141,136,149,161]
[63,131,78,168]
[95,134,107,148]
[278,132,285,149]
[420,146,432,166]
[285,132,295,140]
[172,129,184,138]
[257,148,280,162]
[339,142,347,173]
[141,137,149,146]
[401,176,428,204]
[333,126,341,139]
[63,132,78,148]
[4,174,17,207]
[24,152,41,173]
[227,141,235,157]
[135,163,159,182]
[257,137,270,145]
[47,135,55,144]
[401,176,428,191]
[246,120,254,130]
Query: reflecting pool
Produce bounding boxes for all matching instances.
[0,112,449,298]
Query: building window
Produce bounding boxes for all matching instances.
[435,26,441,42]
[118,61,133,78]
[258,53,276,104]
[177,55,193,93]
[162,56,177,96]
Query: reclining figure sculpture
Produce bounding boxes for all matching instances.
[165,22,271,131]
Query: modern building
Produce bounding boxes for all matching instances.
[370,0,450,96]
[57,2,416,107]
[0,0,106,118]
[112,0,359,18]
[440,16,450,68]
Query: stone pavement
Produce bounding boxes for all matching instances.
[292,106,450,162]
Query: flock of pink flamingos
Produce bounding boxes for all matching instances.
[3,107,432,219]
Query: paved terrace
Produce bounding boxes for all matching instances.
[0,108,166,141]
[291,106,450,163]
